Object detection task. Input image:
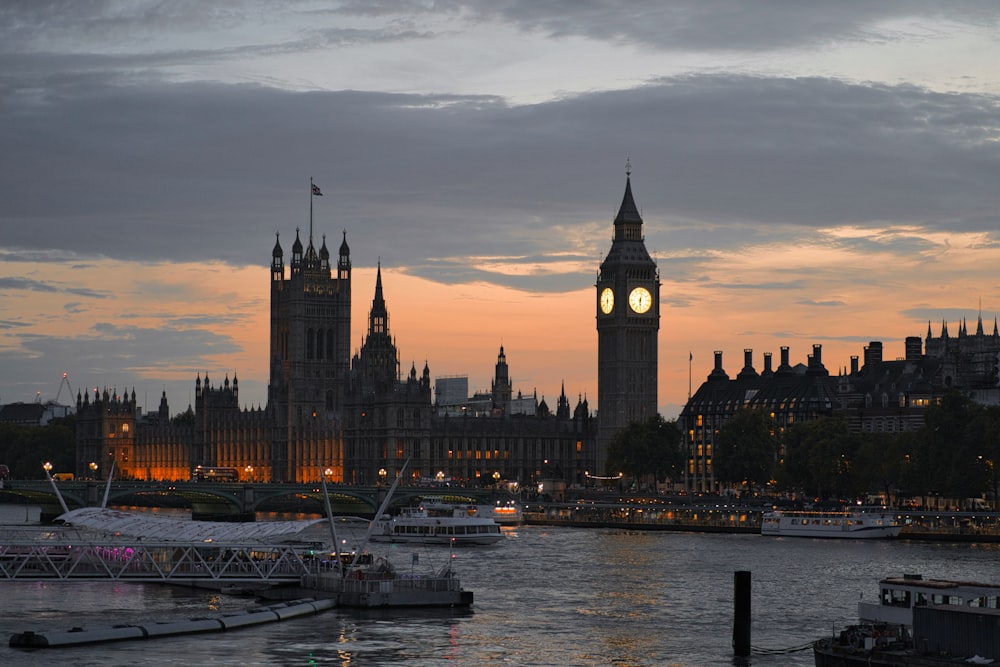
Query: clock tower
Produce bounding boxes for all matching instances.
[596,164,660,469]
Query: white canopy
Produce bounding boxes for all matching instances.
[56,507,328,544]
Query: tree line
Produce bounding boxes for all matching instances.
[0,416,76,479]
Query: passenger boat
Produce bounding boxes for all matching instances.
[813,574,1000,666]
[761,509,900,539]
[299,461,475,607]
[477,499,523,526]
[369,503,504,546]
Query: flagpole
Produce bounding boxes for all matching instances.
[688,352,692,400]
[309,177,314,243]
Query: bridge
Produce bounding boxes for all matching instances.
[0,479,514,520]
[0,531,332,586]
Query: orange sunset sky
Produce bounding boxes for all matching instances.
[2,4,999,420]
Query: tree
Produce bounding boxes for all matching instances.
[854,432,910,505]
[975,405,1000,509]
[915,390,987,503]
[713,408,779,492]
[0,416,76,479]
[781,416,859,500]
[605,415,684,489]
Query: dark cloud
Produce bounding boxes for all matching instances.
[10,2,995,56]
[1,74,998,288]
[0,276,111,298]
[0,321,244,403]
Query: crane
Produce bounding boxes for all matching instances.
[54,372,74,404]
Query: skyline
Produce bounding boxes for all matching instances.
[2,2,1000,419]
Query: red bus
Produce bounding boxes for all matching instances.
[192,466,239,482]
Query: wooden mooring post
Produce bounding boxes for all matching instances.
[733,570,751,658]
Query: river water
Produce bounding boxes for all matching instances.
[1,525,997,666]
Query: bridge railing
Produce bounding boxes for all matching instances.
[0,537,329,583]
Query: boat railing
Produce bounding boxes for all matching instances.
[302,572,463,594]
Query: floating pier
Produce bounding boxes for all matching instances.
[9,598,335,649]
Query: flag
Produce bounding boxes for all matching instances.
[311,183,323,196]
[689,351,693,362]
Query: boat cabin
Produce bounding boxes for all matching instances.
[859,574,1000,627]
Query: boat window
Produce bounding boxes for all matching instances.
[882,588,910,607]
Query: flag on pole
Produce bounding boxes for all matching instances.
[311,183,323,196]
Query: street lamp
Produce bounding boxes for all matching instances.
[43,461,53,479]
[245,465,254,482]
[89,462,98,479]
[378,468,387,485]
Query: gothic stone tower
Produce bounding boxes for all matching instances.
[342,263,433,483]
[268,227,351,480]
[596,166,660,469]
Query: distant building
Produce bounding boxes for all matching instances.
[0,401,73,427]
[680,314,1000,492]
[434,377,469,413]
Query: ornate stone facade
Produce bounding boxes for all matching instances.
[680,315,1000,492]
[75,219,597,486]
[596,165,660,472]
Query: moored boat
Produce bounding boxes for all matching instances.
[369,503,504,546]
[761,509,900,539]
[813,574,1000,666]
[477,499,523,525]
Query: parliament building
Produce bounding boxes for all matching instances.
[73,174,660,487]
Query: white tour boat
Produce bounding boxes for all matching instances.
[369,503,504,546]
[761,508,900,539]
[477,499,523,525]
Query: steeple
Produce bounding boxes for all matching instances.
[320,234,330,272]
[613,159,644,242]
[291,227,304,276]
[338,230,351,281]
[369,260,388,336]
[557,381,570,419]
[491,344,512,414]
[271,231,284,281]
[355,261,400,394]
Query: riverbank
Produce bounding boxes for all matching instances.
[523,502,1000,542]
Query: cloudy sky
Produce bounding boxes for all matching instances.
[2,1,999,420]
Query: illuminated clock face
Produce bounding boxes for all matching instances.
[600,287,615,314]
[628,286,653,314]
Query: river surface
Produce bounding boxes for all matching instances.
[1,525,998,666]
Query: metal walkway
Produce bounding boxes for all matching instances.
[0,531,332,585]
